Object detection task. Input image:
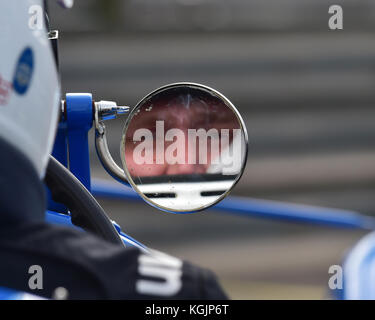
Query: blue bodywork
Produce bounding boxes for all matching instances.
[45,210,147,251]
[0,287,45,300]
[46,93,147,251]
[1,93,373,299]
[91,178,375,231]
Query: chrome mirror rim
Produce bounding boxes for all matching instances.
[120,82,249,213]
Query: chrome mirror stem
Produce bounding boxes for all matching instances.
[94,101,130,185]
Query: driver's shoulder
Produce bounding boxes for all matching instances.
[0,221,141,298]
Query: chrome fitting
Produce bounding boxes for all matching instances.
[95,100,129,121]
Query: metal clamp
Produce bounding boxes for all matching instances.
[94,100,130,185]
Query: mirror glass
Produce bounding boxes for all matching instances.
[121,83,248,213]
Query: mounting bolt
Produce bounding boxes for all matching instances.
[95,100,129,121]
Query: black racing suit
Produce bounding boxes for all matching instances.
[0,137,227,299]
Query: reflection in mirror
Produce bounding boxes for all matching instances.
[121,83,248,212]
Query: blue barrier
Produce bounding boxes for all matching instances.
[91,178,375,230]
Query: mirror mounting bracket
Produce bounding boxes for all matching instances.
[94,101,130,185]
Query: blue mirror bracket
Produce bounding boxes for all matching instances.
[48,93,93,212]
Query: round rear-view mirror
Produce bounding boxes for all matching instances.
[120,83,248,213]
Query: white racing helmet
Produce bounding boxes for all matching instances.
[0,0,60,178]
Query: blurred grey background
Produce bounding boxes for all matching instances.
[49,0,375,299]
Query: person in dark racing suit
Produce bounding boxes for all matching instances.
[0,0,227,300]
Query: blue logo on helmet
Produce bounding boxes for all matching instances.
[13,47,34,95]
